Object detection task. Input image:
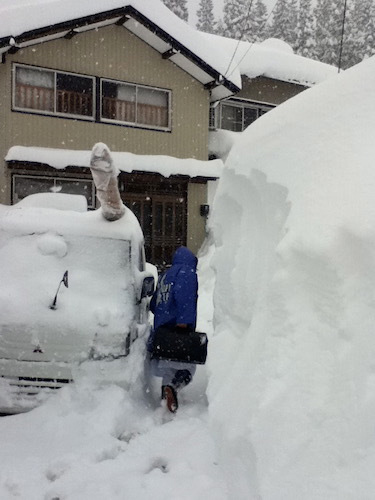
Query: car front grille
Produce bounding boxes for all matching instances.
[6,375,72,394]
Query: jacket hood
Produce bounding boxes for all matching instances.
[172,246,197,269]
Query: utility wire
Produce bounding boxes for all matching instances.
[338,0,348,72]
[224,0,279,79]
[223,0,255,77]
[226,0,349,79]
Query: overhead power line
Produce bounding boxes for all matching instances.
[224,0,279,79]
[224,0,351,80]
[338,0,348,72]
[223,0,255,76]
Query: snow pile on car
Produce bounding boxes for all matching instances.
[0,199,144,358]
[208,56,375,499]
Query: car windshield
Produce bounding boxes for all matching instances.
[0,232,135,333]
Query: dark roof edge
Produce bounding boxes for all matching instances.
[7,160,220,181]
[125,6,239,93]
[0,5,240,94]
[0,7,126,47]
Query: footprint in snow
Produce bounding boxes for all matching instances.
[146,457,169,474]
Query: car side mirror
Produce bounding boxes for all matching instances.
[141,275,155,298]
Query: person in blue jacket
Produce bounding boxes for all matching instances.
[148,246,198,413]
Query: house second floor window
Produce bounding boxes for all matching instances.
[13,64,94,119]
[101,79,170,130]
[12,64,171,131]
[210,99,274,132]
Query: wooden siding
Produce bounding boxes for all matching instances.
[0,24,210,204]
[237,76,307,106]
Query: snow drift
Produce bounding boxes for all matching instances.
[208,56,375,499]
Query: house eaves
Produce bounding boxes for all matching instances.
[0,3,240,101]
[6,146,224,180]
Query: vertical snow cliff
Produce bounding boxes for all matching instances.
[208,56,375,499]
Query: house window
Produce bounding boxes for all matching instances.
[101,79,170,130]
[13,64,94,119]
[12,174,95,208]
[210,100,274,132]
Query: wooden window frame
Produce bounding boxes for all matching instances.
[12,63,95,120]
[100,77,171,131]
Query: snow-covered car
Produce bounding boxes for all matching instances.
[0,144,154,414]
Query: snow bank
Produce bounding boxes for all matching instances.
[209,129,239,162]
[0,338,227,499]
[208,56,375,499]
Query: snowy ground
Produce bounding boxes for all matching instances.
[0,262,221,500]
[0,348,225,500]
[2,54,375,500]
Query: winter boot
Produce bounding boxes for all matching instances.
[162,385,178,413]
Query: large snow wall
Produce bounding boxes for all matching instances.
[208,56,375,499]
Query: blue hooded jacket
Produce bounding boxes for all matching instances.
[150,246,198,332]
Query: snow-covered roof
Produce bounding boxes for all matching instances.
[0,0,240,101]
[201,33,338,87]
[6,146,223,180]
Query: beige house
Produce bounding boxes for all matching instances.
[206,35,337,158]
[0,3,336,267]
[0,1,239,268]
[210,75,306,134]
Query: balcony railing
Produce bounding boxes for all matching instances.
[15,83,54,112]
[102,97,168,127]
[57,89,93,116]
[102,97,136,123]
[15,83,93,117]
